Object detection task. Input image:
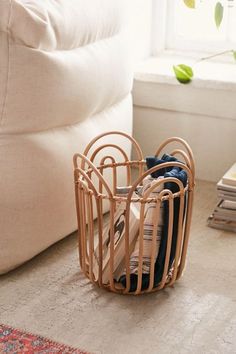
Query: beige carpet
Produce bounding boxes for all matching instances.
[1,180,236,354]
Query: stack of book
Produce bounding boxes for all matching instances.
[208,163,236,232]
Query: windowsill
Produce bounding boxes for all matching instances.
[135,51,236,90]
[133,52,236,120]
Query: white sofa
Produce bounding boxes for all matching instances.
[0,0,133,273]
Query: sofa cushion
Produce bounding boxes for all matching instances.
[0,0,133,273]
[0,0,132,133]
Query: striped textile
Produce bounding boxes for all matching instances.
[128,176,164,275]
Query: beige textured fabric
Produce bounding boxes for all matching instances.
[0,0,133,273]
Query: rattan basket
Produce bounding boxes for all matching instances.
[73,131,195,295]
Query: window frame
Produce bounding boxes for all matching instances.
[152,0,236,56]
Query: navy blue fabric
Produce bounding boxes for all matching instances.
[146,154,178,178]
[119,154,187,292]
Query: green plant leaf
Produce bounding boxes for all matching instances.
[173,64,194,84]
[215,2,224,28]
[233,51,236,61]
[183,0,195,8]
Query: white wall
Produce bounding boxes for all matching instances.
[124,0,152,64]
[133,105,236,182]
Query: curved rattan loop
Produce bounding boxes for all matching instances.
[73,153,113,198]
[89,144,130,165]
[99,156,118,194]
[141,177,185,201]
[170,149,191,169]
[126,161,193,204]
[74,169,99,198]
[82,131,144,162]
[155,137,195,179]
[100,156,116,166]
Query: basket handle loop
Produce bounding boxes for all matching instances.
[73,153,113,198]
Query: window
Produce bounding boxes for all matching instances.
[153,0,236,54]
